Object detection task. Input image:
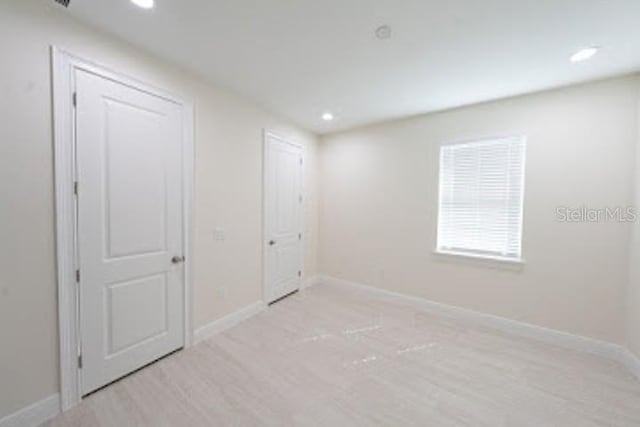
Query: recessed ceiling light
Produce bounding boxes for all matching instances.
[570,47,599,63]
[131,0,154,9]
[375,25,392,40]
[322,112,334,121]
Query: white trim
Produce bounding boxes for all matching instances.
[0,394,60,427]
[619,349,640,380]
[51,46,80,411]
[193,302,267,344]
[262,130,305,302]
[301,275,322,289]
[433,249,524,266]
[52,47,195,410]
[301,275,323,290]
[182,103,195,349]
[318,275,640,378]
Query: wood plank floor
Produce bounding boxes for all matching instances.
[48,282,640,426]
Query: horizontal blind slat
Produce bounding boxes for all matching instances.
[437,136,525,259]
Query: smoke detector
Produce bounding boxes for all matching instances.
[375,25,392,40]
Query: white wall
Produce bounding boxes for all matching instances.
[628,86,640,358]
[0,0,318,419]
[320,75,640,345]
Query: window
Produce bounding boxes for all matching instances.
[436,136,526,261]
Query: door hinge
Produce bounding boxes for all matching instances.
[298,270,301,277]
[300,158,303,165]
[76,269,80,283]
[298,233,302,240]
[78,354,83,369]
[72,92,77,108]
[73,181,78,196]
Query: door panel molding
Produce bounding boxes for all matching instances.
[52,47,194,411]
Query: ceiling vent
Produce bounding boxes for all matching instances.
[54,0,71,7]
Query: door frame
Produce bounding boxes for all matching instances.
[262,130,305,303]
[52,47,195,411]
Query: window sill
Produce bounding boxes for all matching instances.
[433,249,525,271]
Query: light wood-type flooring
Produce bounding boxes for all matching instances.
[48,281,640,426]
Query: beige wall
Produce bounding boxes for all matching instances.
[0,0,318,418]
[2,0,639,420]
[628,87,640,358]
[320,76,640,345]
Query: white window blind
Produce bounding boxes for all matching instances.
[437,136,526,260]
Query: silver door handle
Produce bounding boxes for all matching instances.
[269,240,276,246]
[171,255,186,264]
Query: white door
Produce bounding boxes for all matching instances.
[264,133,304,303]
[75,69,185,395]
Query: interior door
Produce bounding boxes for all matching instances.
[75,69,185,395]
[264,133,303,303]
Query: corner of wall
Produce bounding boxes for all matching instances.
[625,75,640,359]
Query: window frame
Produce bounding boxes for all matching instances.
[434,134,527,265]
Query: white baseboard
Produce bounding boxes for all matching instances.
[2,303,267,426]
[193,301,266,344]
[5,277,638,427]
[0,394,60,427]
[319,275,640,380]
[301,275,323,290]
[619,349,640,380]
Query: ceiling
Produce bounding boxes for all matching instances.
[65,0,640,134]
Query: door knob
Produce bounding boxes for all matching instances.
[171,255,185,264]
[269,240,276,246]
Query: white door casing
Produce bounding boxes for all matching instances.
[264,132,304,303]
[53,48,194,409]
